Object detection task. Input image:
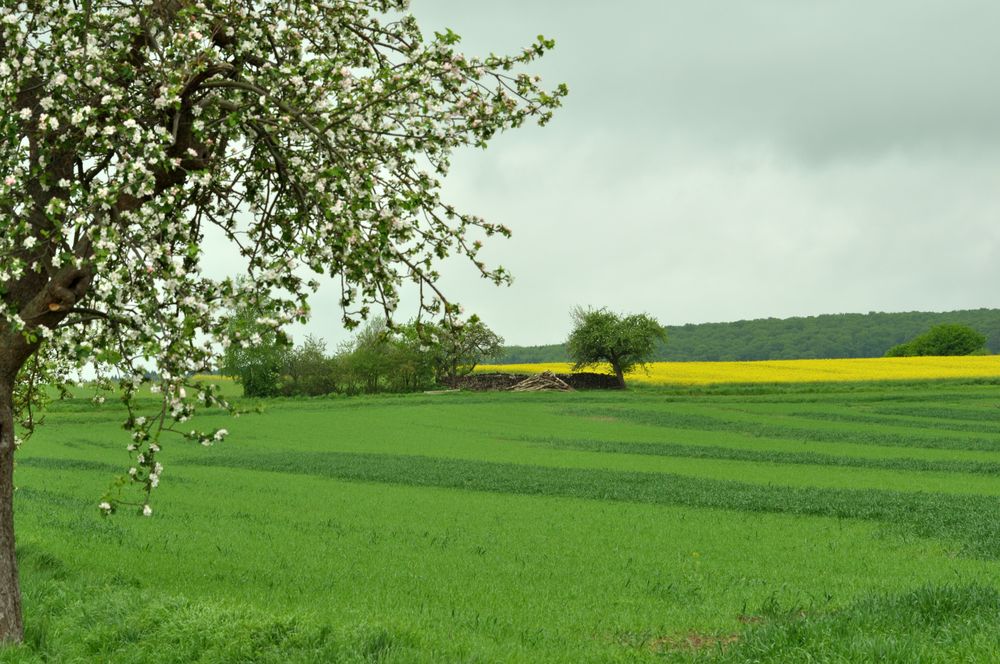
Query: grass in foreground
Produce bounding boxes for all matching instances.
[5,379,1000,661]
[663,583,1000,663]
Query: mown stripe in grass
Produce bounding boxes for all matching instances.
[518,435,1000,476]
[873,405,1000,423]
[182,451,1000,559]
[787,410,1000,435]
[17,457,123,474]
[563,407,1000,452]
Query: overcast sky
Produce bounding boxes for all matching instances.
[289,0,1000,347]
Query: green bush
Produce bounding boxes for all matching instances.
[885,324,986,357]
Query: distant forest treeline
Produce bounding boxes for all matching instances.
[499,309,1000,363]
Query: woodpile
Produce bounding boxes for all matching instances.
[509,371,573,392]
[444,373,528,391]
[446,371,621,391]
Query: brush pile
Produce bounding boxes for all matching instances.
[509,371,573,392]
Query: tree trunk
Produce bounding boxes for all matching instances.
[0,377,23,643]
[612,363,626,389]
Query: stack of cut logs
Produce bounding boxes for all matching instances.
[509,371,574,392]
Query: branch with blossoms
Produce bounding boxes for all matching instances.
[0,0,566,517]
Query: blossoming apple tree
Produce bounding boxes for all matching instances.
[0,0,565,641]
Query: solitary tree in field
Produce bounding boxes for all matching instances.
[0,0,565,641]
[566,307,665,388]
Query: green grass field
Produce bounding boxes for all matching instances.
[5,379,1000,662]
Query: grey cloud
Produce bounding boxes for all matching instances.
[415,0,1000,161]
[236,2,1000,348]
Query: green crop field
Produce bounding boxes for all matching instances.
[5,379,1000,662]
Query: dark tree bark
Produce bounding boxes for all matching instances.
[0,264,90,642]
[612,363,626,389]
[0,375,23,643]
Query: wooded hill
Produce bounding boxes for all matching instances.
[500,309,1000,363]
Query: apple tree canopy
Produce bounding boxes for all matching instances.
[0,0,566,511]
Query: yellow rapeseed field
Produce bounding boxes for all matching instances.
[477,356,1000,385]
